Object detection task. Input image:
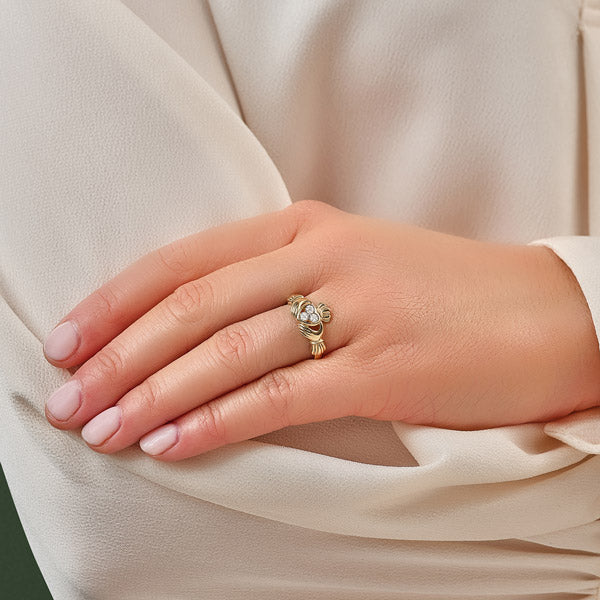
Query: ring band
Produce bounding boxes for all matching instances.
[287,294,332,359]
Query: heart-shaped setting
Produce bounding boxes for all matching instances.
[298,303,320,324]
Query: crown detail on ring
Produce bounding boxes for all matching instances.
[287,294,331,359]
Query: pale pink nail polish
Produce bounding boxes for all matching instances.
[43,321,81,361]
[139,424,179,456]
[46,379,82,421]
[81,406,122,446]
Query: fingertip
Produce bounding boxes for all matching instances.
[43,320,81,363]
[45,379,83,427]
[139,423,179,456]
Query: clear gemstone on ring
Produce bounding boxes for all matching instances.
[299,312,309,322]
[305,304,315,314]
[309,313,319,323]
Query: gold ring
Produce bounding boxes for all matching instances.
[287,294,332,359]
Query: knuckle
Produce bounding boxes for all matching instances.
[194,402,228,446]
[163,278,214,325]
[155,238,194,278]
[93,341,127,381]
[211,324,254,369]
[289,198,328,218]
[256,370,293,427]
[132,378,163,418]
[286,199,330,233]
[91,285,126,327]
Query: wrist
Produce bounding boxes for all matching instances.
[527,244,600,414]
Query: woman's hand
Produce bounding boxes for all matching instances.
[42,200,600,461]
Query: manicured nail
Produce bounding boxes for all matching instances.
[43,320,81,361]
[81,406,122,446]
[140,424,179,456]
[46,379,82,421]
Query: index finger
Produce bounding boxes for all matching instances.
[42,203,304,368]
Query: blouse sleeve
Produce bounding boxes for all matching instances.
[527,236,600,454]
[525,1,600,454]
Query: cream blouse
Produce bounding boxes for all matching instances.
[1,0,600,598]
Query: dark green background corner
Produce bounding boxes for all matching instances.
[0,463,52,599]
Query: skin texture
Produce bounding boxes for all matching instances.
[43,199,600,462]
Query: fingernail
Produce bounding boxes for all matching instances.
[46,379,82,421]
[81,406,122,446]
[43,321,81,361]
[140,424,179,456]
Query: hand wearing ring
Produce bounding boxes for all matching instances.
[41,199,600,462]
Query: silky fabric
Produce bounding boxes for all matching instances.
[1,1,600,598]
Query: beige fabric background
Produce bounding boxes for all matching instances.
[1,1,600,598]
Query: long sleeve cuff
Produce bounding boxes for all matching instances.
[527,235,600,454]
